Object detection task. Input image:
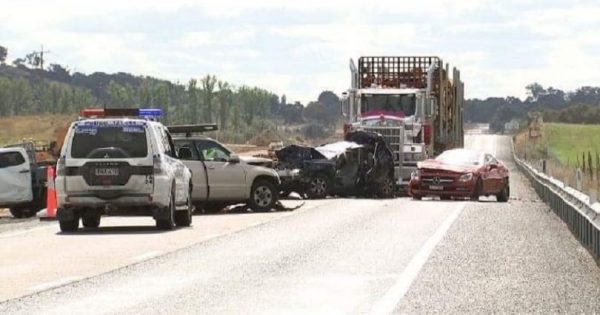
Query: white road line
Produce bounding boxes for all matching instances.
[370,202,467,315]
[131,250,164,262]
[27,277,80,292]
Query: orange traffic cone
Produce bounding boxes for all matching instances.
[39,166,57,221]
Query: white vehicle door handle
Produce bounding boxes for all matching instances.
[19,169,30,174]
[207,166,215,170]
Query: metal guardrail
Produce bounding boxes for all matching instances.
[513,141,600,264]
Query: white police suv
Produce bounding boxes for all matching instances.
[55,108,193,232]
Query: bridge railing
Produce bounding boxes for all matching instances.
[513,141,600,264]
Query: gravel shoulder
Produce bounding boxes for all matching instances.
[396,135,600,314]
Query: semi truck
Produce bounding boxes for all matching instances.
[341,56,464,186]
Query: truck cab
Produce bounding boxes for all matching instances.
[342,56,464,186]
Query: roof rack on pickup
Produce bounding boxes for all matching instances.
[167,124,219,137]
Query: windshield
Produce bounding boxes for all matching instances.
[71,125,148,159]
[361,94,416,116]
[435,150,482,166]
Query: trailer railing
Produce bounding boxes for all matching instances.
[513,141,600,264]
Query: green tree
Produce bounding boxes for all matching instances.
[200,75,217,123]
[0,46,7,64]
[217,80,232,130]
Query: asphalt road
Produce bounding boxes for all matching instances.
[1,135,600,314]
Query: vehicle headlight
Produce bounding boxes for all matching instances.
[411,170,420,181]
[459,173,474,182]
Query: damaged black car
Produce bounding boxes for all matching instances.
[275,131,395,199]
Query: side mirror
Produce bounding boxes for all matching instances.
[488,163,498,169]
[229,154,241,164]
[340,97,349,117]
[177,147,193,160]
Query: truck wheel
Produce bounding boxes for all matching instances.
[9,207,35,219]
[175,188,193,227]
[496,178,510,202]
[82,215,101,228]
[156,188,176,230]
[307,174,329,199]
[249,179,277,212]
[59,217,79,232]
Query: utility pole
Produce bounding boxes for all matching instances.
[34,45,51,70]
[39,45,50,70]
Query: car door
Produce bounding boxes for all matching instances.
[174,140,208,202]
[0,149,33,205]
[196,139,247,200]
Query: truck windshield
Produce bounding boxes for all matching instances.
[71,125,148,159]
[361,94,416,116]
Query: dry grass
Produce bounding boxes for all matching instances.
[0,114,76,146]
[514,125,600,194]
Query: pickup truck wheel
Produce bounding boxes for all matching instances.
[307,174,329,199]
[9,207,25,219]
[10,207,37,218]
[59,217,79,232]
[249,179,277,212]
[156,189,176,230]
[175,189,193,227]
[82,215,101,228]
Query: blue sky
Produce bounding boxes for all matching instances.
[2,0,600,103]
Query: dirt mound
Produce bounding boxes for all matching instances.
[249,129,282,146]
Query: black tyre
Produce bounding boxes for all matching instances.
[412,195,422,200]
[440,195,452,201]
[59,218,79,232]
[471,178,482,201]
[156,187,176,230]
[306,174,330,199]
[175,187,193,227]
[201,203,226,213]
[378,177,395,198]
[9,207,36,219]
[497,178,510,202]
[82,215,101,228]
[249,179,277,212]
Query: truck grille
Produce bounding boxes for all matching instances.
[363,127,403,165]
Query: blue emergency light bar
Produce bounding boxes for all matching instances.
[80,108,163,119]
[139,108,162,118]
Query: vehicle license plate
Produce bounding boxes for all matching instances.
[95,168,119,176]
[429,185,443,191]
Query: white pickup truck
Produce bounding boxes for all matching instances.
[170,125,280,212]
[0,144,49,218]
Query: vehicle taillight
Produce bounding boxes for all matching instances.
[153,155,164,175]
[56,156,66,176]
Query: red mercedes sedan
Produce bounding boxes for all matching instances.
[408,149,510,202]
